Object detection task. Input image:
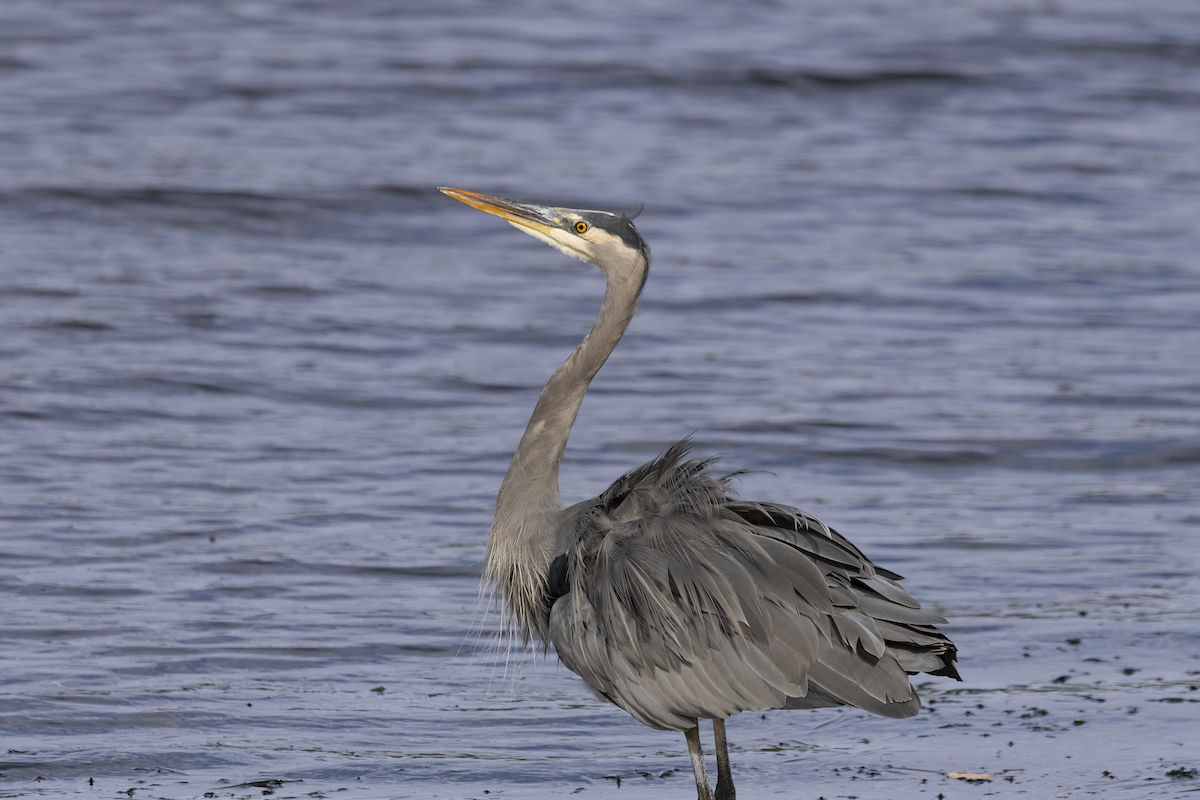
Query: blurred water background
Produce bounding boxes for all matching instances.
[2,0,1199,798]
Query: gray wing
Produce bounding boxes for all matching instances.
[547,441,959,732]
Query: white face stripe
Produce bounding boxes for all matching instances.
[504,219,578,258]
[506,217,627,266]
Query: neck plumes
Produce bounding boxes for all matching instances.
[488,249,648,643]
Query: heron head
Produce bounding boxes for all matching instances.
[439,188,649,275]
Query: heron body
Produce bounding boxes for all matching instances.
[440,187,960,800]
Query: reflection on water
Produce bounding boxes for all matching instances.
[2,0,1199,797]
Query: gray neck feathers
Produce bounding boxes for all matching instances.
[487,248,648,642]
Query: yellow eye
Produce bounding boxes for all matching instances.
[574,221,589,233]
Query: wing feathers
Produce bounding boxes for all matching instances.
[547,441,959,732]
[832,609,888,659]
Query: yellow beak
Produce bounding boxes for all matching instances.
[438,188,558,237]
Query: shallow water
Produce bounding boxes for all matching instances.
[2,0,1199,798]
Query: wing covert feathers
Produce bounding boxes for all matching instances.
[547,440,960,731]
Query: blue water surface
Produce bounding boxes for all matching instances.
[2,1,1199,798]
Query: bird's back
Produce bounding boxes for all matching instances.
[545,441,960,731]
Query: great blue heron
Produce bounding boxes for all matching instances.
[439,187,960,800]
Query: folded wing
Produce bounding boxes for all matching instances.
[548,441,959,731]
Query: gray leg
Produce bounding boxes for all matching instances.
[685,725,714,800]
[713,717,735,800]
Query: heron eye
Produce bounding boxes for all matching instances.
[574,221,589,233]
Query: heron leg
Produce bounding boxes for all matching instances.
[684,725,715,800]
[713,718,735,800]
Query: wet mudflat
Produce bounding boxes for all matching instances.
[2,0,1199,798]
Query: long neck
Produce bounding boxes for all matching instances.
[488,252,647,641]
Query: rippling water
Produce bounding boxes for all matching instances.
[3,1,1199,798]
